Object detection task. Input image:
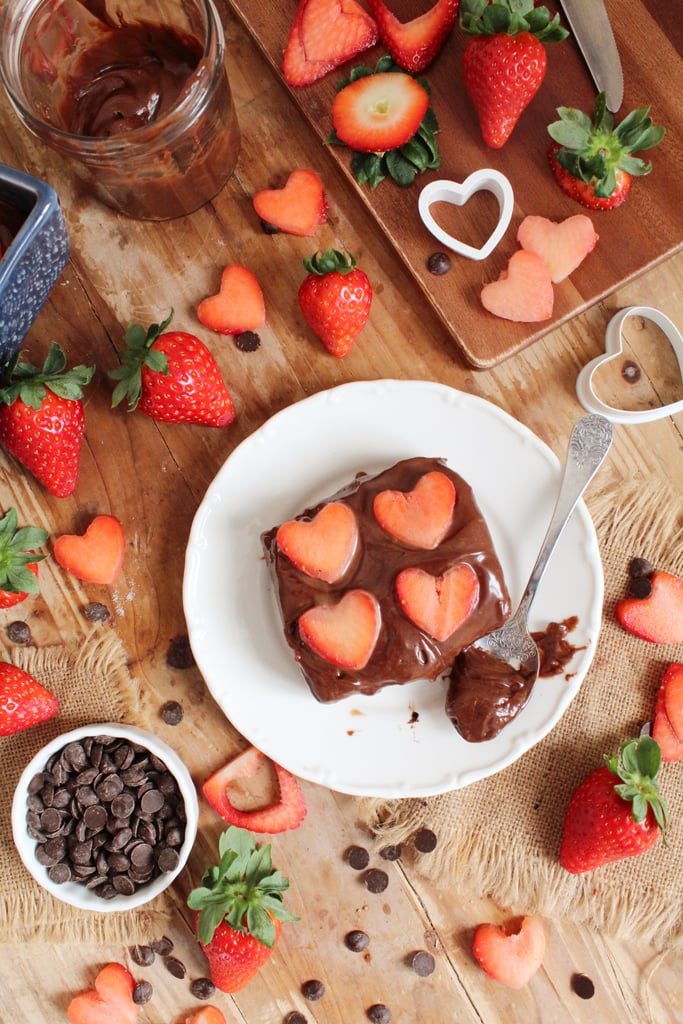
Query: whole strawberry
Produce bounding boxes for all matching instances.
[560,736,669,874]
[0,343,94,497]
[460,0,567,148]
[547,92,666,210]
[0,662,58,736]
[109,310,235,426]
[298,249,372,357]
[0,507,48,608]
[187,826,298,993]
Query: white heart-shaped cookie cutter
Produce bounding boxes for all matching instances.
[576,306,683,424]
[418,169,514,261]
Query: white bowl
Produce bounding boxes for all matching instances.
[12,722,198,912]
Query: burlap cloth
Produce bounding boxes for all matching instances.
[0,631,168,944]
[360,482,683,952]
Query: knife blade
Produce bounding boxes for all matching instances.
[558,0,624,112]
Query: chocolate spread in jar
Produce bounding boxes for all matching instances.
[60,25,202,138]
[446,645,536,742]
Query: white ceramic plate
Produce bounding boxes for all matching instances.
[184,380,603,798]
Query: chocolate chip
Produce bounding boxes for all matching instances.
[235,331,261,352]
[364,868,389,893]
[6,620,31,643]
[164,956,186,979]
[621,360,641,383]
[346,845,370,870]
[259,219,280,235]
[345,930,369,952]
[160,700,184,725]
[426,251,451,276]
[301,979,325,1001]
[284,1014,307,1024]
[379,844,401,861]
[367,1004,392,1023]
[132,980,153,1004]
[413,828,437,853]
[151,935,174,956]
[190,977,215,1000]
[166,635,195,669]
[84,602,111,622]
[629,576,652,599]
[571,973,595,999]
[411,950,435,976]
[48,862,71,884]
[130,944,155,966]
[157,847,180,873]
[629,557,654,578]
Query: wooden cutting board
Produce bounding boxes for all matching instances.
[224,0,682,368]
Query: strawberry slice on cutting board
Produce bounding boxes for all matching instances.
[283,0,378,87]
[366,0,460,73]
[331,70,429,152]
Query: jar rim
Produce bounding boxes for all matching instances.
[0,0,225,154]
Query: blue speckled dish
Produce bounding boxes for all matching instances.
[0,163,70,362]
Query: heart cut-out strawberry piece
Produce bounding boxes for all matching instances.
[396,562,479,642]
[197,264,266,336]
[253,168,327,237]
[301,0,378,63]
[373,470,455,549]
[517,213,598,283]
[67,963,137,1024]
[53,514,125,585]
[472,915,546,989]
[298,589,381,669]
[652,663,683,762]
[615,570,683,644]
[481,249,553,323]
[277,502,359,583]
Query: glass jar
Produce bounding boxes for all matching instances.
[0,0,241,220]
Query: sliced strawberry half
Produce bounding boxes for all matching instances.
[53,514,125,585]
[366,0,460,73]
[331,71,429,153]
[373,470,455,549]
[481,249,554,323]
[516,213,598,283]
[283,0,378,87]
[202,746,307,833]
[298,589,381,669]
[615,569,683,644]
[472,915,546,989]
[396,562,479,642]
[253,168,327,237]
[276,502,359,583]
[197,264,266,336]
[652,663,683,761]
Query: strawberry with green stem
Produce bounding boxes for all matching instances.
[328,57,441,189]
[0,507,48,608]
[298,249,372,357]
[560,736,669,873]
[187,826,298,993]
[460,0,567,148]
[109,310,235,427]
[547,92,666,210]
[0,343,94,497]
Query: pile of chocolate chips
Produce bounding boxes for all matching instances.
[25,734,187,898]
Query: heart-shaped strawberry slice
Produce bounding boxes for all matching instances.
[253,168,327,237]
[481,249,553,323]
[197,264,266,336]
[517,213,597,283]
[615,570,683,644]
[396,562,479,641]
[373,470,455,549]
[298,589,381,669]
[53,514,125,585]
[276,502,359,583]
[652,663,683,761]
[472,915,546,989]
[67,963,137,1024]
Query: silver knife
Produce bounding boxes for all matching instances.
[558,0,624,112]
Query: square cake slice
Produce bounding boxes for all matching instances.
[261,457,511,703]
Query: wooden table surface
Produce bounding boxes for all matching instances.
[1,4,682,1023]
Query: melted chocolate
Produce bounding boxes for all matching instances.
[446,645,536,742]
[262,457,510,703]
[532,616,582,676]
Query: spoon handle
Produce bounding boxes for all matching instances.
[515,414,613,622]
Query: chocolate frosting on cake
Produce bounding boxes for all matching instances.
[262,457,510,704]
